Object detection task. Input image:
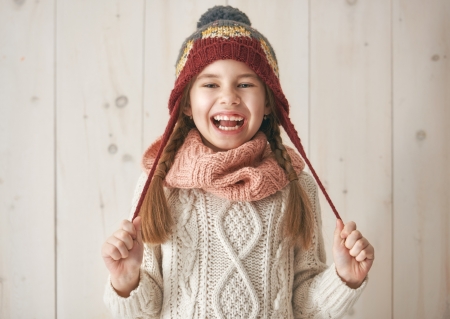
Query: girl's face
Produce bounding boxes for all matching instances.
[185,59,270,152]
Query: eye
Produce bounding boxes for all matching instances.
[238,83,254,88]
[203,83,218,88]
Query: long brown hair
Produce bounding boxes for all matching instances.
[259,85,314,249]
[140,80,314,249]
[140,81,195,244]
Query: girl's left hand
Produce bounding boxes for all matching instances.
[333,219,375,289]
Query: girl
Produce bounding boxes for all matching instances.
[102,6,374,319]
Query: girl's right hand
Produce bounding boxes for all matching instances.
[101,216,144,297]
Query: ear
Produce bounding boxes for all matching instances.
[264,101,271,116]
[183,103,192,117]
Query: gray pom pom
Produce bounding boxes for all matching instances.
[197,5,251,28]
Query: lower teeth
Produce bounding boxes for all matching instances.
[218,125,240,131]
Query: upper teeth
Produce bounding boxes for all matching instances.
[213,115,244,121]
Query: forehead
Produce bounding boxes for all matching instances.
[196,59,259,79]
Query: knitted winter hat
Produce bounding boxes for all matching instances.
[132,6,340,220]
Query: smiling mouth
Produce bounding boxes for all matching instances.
[212,115,244,131]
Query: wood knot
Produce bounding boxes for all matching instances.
[431,54,440,61]
[108,144,118,154]
[416,130,426,141]
[115,95,128,108]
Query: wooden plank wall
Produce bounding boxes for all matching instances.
[310,1,393,318]
[56,0,145,317]
[393,0,450,318]
[0,0,448,318]
[0,0,56,317]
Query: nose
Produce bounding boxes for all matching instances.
[220,86,240,106]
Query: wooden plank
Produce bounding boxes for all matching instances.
[393,0,450,317]
[0,0,56,318]
[56,0,144,317]
[310,1,392,318]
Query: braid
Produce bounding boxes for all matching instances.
[141,116,195,244]
[141,115,195,244]
[262,116,298,181]
[153,116,194,180]
[140,74,196,244]
[260,89,314,249]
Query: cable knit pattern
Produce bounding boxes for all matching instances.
[213,201,262,318]
[142,129,305,201]
[104,171,367,318]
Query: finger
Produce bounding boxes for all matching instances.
[355,249,367,262]
[341,221,357,239]
[344,230,363,250]
[113,229,134,250]
[106,236,130,259]
[334,219,345,244]
[133,216,143,244]
[102,242,124,261]
[355,244,375,262]
[349,237,369,257]
[120,219,137,239]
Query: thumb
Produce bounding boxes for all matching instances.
[132,216,143,244]
[334,218,344,246]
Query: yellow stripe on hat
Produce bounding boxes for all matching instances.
[260,39,279,78]
[201,25,251,39]
[176,40,194,78]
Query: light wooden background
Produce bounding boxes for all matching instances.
[1,0,449,318]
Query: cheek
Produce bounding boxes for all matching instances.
[191,99,210,113]
[249,94,267,116]
[190,91,214,109]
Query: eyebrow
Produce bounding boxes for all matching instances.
[196,73,259,80]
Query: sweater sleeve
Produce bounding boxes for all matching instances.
[292,172,367,319]
[103,172,164,318]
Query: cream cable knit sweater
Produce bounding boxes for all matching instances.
[104,172,366,318]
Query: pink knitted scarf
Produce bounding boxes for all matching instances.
[142,129,305,201]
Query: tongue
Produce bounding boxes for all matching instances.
[219,120,239,127]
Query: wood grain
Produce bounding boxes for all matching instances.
[56,0,144,316]
[393,0,450,317]
[0,0,56,318]
[310,1,393,318]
